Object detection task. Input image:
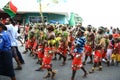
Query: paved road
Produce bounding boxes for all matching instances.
[14,45,120,80]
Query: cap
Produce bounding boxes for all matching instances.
[99,26,104,30]
[79,26,85,32]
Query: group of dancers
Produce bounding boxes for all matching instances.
[22,23,120,80]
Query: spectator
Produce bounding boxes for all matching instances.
[0,22,16,80]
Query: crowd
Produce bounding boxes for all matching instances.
[0,17,120,80]
[0,18,25,80]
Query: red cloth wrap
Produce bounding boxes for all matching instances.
[94,50,102,62]
[42,47,53,69]
[72,54,82,70]
[37,46,44,58]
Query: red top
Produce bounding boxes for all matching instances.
[114,42,120,54]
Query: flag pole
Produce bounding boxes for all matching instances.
[39,0,44,23]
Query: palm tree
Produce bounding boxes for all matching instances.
[37,0,44,23]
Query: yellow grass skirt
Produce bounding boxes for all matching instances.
[111,54,120,61]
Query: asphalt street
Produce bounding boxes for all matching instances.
[14,45,120,80]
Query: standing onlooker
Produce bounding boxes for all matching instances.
[0,22,16,80]
[5,18,24,70]
[15,22,24,46]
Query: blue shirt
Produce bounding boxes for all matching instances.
[74,36,86,53]
[0,30,11,51]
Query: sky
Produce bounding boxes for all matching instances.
[66,0,120,28]
[0,0,120,28]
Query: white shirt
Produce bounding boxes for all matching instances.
[6,24,18,46]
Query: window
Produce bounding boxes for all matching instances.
[29,16,47,23]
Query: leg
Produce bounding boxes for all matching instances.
[35,62,43,71]
[89,55,93,63]
[61,55,66,66]
[106,49,112,66]
[71,70,76,80]
[98,61,102,71]
[116,61,119,66]
[14,56,22,70]
[43,69,51,78]
[106,59,110,67]
[68,54,74,60]
[44,68,56,79]
[58,54,62,60]
[89,62,97,73]
[17,36,24,46]
[81,66,87,77]
[16,47,25,64]
[83,55,88,65]
[11,77,16,80]
[11,47,22,70]
[36,59,40,64]
[52,53,57,60]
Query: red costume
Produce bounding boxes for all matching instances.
[114,43,120,54]
[94,50,102,62]
[101,49,106,58]
[25,39,34,49]
[57,43,67,56]
[72,54,83,70]
[42,47,53,69]
[84,44,92,56]
[68,34,74,48]
[32,41,37,51]
[37,45,44,59]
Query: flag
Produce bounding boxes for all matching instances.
[2,1,17,18]
[69,12,75,27]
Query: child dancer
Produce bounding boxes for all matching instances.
[83,25,94,65]
[57,39,67,66]
[35,42,44,66]
[35,37,57,79]
[83,33,94,65]
[89,45,103,73]
[106,35,114,66]
[42,43,56,79]
[111,35,120,66]
[71,26,87,80]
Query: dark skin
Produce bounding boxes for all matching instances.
[71,30,87,80]
[0,26,2,32]
[0,25,16,80]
